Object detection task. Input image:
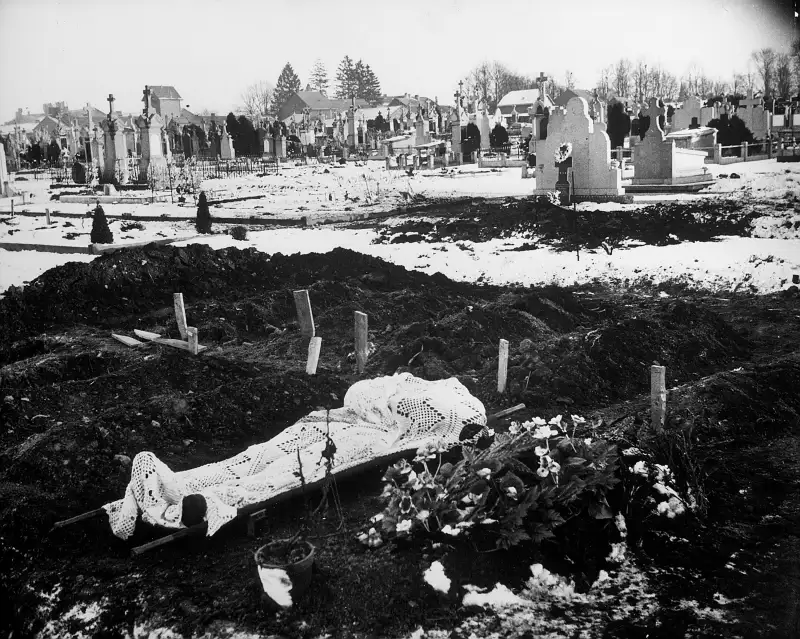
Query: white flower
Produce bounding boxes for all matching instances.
[622,447,644,457]
[533,425,558,440]
[547,459,561,474]
[476,468,492,478]
[461,493,476,504]
[480,518,497,524]
[534,445,549,457]
[536,467,549,478]
[456,521,475,528]
[369,513,384,524]
[630,461,649,477]
[583,438,593,446]
[416,509,430,521]
[441,524,462,537]
[571,415,586,424]
[529,417,546,427]
[508,422,521,435]
[614,513,627,538]
[396,519,412,533]
[423,561,451,594]
[505,486,518,498]
[548,415,563,426]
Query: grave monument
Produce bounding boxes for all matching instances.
[533,96,625,202]
[99,94,129,184]
[629,98,713,192]
[136,86,168,186]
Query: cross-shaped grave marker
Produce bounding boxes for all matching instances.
[739,89,763,110]
[644,97,666,136]
[107,94,115,117]
[142,86,152,115]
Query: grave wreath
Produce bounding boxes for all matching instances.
[554,142,573,165]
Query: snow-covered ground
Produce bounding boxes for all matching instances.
[1,159,799,296]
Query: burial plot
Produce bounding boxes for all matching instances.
[629,98,713,193]
[533,97,626,202]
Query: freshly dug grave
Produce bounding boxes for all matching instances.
[1,244,799,638]
[370,197,775,251]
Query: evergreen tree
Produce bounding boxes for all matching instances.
[309,59,329,94]
[361,64,382,102]
[606,101,631,149]
[353,60,367,99]
[236,116,256,155]
[90,204,113,244]
[273,63,302,113]
[196,191,212,234]
[489,123,509,148]
[335,56,357,99]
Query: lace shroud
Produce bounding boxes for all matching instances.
[104,373,486,538]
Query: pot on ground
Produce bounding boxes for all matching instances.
[254,539,316,611]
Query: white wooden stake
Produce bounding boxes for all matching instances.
[45,208,51,224]
[187,327,199,355]
[497,339,509,393]
[306,337,322,375]
[650,365,666,433]
[354,311,368,373]
[293,289,315,338]
[173,293,188,339]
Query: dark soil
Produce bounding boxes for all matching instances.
[1,243,799,638]
[369,197,794,252]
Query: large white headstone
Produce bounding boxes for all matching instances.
[533,97,623,199]
[0,142,9,197]
[735,90,771,140]
[672,96,705,131]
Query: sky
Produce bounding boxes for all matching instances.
[0,0,796,121]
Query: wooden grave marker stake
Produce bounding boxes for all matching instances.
[187,327,199,355]
[497,339,509,393]
[45,208,51,224]
[293,289,315,338]
[306,337,322,375]
[173,293,188,339]
[354,311,368,373]
[650,365,666,433]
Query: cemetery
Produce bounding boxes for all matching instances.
[2,12,800,637]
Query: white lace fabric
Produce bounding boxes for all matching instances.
[104,373,486,538]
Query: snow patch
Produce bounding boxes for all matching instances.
[423,561,451,594]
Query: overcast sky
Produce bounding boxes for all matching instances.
[0,0,795,120]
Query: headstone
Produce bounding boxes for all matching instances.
[100,94,129,184]
[0,142,9,197]
[533,97,623,200]
[135,87,167,186]
[347,98,357,148]
[415,110,428,146]
[671,96,704,131]
[736,90,771,140]
[449,111,462,159]
[478,109,491,150]
[221,125,235,160]
[274,136,287,159]
[631,97,711,189]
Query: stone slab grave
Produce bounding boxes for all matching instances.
[628,98,713,193]
[533,96,628,203]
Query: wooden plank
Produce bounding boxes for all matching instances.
[131,524,206,556]
[650,365,666,433]
[306,336,322,375]
[173,293,188,339]
[293,290,315,338]
[51,507,106,530]
[492,403,526,420]
[497,339,509,394]
[354,311,368,373]
[133,329,162,341]
[187,327,199,355]
[112,333,143,348]
[152,337,208,353]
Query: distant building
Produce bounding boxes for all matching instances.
[496,89,554,124]
[553,89,599,109]
[148,86,183,120]
[277,91,370,122]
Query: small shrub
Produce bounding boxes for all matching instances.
[196,191,212,234]
[90,205,113,244]
[230,226,248,241]
[120,221,144,232]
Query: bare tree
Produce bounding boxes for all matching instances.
[564,70,575,90]
[752,48,777,99]
[793,37,800,94]
[732,73,747,97]
[776,53,793,98]
[239,81,274,122]
[595,65,614,101]
[711,79,729,98]
[613,58,632,98]
[660,70,679,101]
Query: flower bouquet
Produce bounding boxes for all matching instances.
[554,142,573,164]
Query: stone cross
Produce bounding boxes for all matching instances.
[107,94,115,117]
[644,97,666,136]
[142,86,152,115]
[739,89,762,110]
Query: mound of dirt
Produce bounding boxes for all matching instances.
[373,198,758,251]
